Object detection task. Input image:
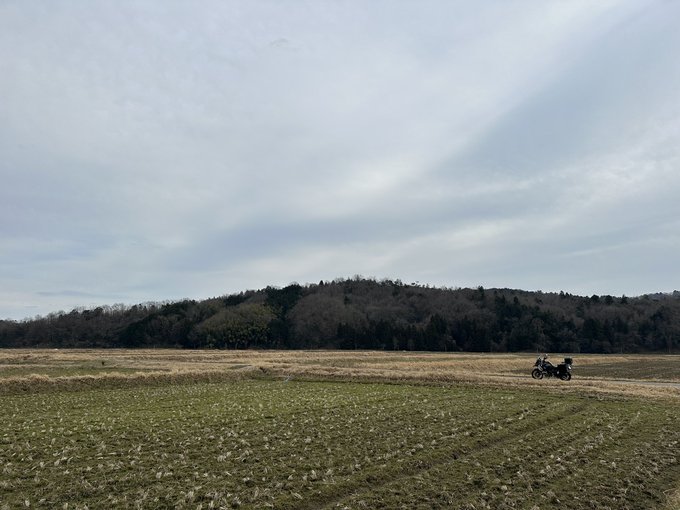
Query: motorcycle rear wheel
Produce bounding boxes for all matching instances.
[531,368,543,379]
[560,373,572,381]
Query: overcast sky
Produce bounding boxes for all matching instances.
[2,1,679,319]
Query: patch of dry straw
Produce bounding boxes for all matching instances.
[1,349,678,400]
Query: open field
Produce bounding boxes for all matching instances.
[1,349,679,398]
[1,350,680,509]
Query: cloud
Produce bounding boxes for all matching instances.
[1,0,679,319]
[448,1,680,178]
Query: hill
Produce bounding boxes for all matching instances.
[1,278,679,353]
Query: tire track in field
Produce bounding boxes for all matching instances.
[290,400,594,510]
[581,377,680,389]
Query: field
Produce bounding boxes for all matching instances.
[1,350,680,509]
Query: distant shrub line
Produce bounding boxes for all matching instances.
[0,369,257,395]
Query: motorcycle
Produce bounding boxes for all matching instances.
[532,356,572,381]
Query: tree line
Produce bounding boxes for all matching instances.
[1,278,679,353]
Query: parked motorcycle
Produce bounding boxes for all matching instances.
[532,355,572,381]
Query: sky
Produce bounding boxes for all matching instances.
[2,0,680,320]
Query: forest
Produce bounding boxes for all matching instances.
[1,278,679,353]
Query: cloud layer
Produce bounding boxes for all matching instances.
[2,0,679,319]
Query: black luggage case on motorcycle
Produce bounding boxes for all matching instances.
[564,358,573,365]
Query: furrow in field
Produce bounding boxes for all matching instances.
[325,401,680,510]
[284,401,593,510]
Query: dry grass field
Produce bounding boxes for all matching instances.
[1,349,678,399]
[1,349,679,509]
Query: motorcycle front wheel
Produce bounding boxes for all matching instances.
[531,368,543,379]
[560,373,572,381]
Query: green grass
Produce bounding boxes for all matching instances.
[1,379,679,509]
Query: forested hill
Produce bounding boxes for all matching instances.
[2,278,679,353]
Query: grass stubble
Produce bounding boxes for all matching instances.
[1,349,679,509]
